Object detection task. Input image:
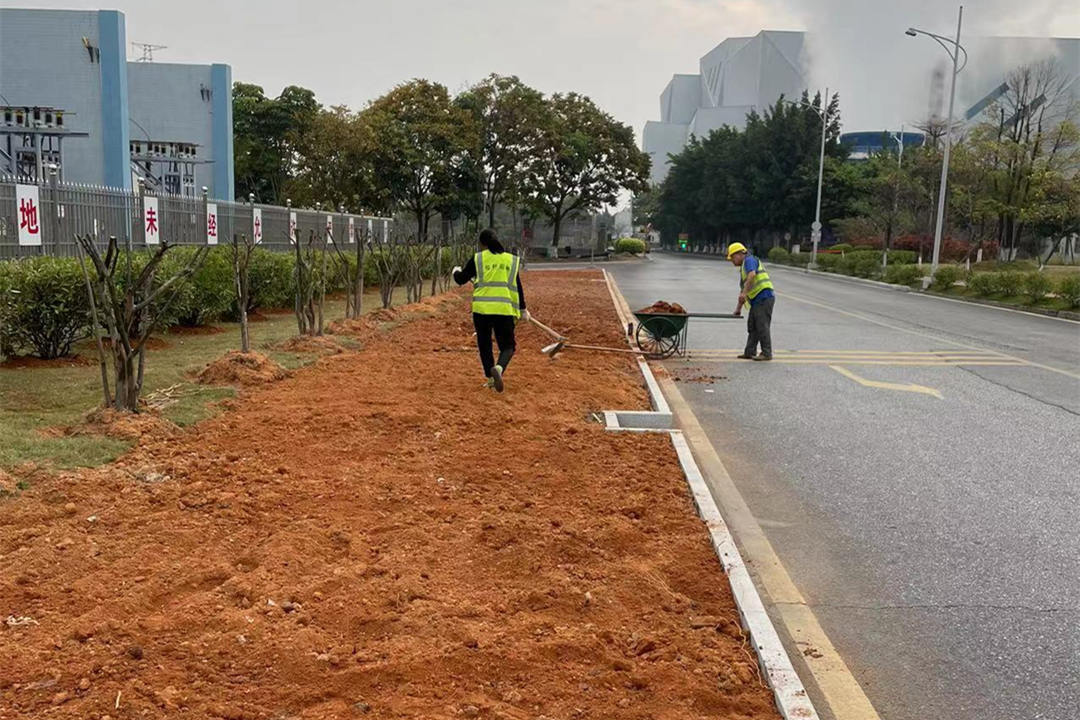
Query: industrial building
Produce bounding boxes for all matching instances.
[0,8,234,199]
[644,30,1080,185]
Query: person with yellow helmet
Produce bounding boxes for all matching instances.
[453,228,527,392]
[726,242,775,361]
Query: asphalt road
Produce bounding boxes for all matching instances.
[607,254,1080,720]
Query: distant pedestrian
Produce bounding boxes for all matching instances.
[453,229,528,392]
[727,242,775,361]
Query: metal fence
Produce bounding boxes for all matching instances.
[0,177,393,259]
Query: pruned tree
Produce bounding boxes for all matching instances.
[229,232,256,353]
[74,234,208,412]
[293,229,322,336]
[371,236,407,309]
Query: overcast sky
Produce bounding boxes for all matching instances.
[14,1,1080,139]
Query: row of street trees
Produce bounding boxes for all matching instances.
[234,76,649,246]
[644,60,1080,263]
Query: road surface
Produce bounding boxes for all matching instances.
[608,254,1080,720]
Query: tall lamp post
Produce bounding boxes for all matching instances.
[906,5,967,284]
[783,90,829,268]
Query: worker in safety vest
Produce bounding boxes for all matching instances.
[727,242,775,361]
[452,229,527,392]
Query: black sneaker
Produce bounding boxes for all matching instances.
[492,364,505,392]
[752,354,772,361]
[736,353,755,359]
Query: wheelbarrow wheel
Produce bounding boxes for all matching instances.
[635,318,680,359]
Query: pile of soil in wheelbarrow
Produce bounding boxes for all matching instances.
[0,270,780,720]
[637,300,688,314]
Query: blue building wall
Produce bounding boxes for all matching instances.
[127,62,232,198]
[0,9,109,184]
[0,8,233,198]
[98,10,131,189]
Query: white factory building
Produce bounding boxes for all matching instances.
[643,30,808,186]
[644,30,1080,186]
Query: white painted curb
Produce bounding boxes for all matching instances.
[597,268,820,720]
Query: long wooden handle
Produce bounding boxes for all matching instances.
[564,343,654,356]
[527,314,566,341]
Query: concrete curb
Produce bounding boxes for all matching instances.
[598,268,820,720]
[921,290,1080,322]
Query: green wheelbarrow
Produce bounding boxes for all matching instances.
[632,310,742,359]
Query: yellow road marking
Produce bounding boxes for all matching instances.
[830,365,943,398]
[779,291,1080,381]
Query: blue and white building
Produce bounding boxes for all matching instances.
[0,8,234,199]
[644,30,1080,185]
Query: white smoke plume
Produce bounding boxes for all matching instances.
[781,0,1080,130]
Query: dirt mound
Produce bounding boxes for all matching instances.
[196,350,289,388]
[42,407,179,442]
[275,334,348,355]
[637,300,688,314]
[0,468,13,493]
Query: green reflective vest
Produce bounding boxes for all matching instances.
[472,250,521,318]
[741,258,774,299]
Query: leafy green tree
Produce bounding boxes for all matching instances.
[455,75,546,229]
[363,80,477,241]
[522,92,649,246]
[233,83,320,203]
[287,106,382,214]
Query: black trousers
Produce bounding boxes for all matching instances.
[744,296,775,357]
[473,313,516,378]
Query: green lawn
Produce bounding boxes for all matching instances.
[1,289,408,472]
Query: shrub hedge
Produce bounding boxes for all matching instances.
[614,237,647,255]
[931,265,966,291]
[967,272,998,297]
[1023,272,1053,303]
[0,256,92,359]
[883,264,924,286]
[767,247,790,264]
[1057,275,1080,308]
[0,244,460,359]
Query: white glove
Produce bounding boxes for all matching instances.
[521,309,530,322]
[452,266,462,275]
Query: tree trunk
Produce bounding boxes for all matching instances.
[551,208,564,250]
[354,237,365,318]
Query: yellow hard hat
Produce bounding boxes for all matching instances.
[726,242,748,259]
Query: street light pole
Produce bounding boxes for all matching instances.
[782,91,829,268]
[811,87,828,269]
[907,5,966,285]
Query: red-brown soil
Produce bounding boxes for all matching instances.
[0,354,97,370]
[0,271,780,720]
[40,408,180,443]
[636,301,688,315]
[275,335,349,356]
[196,351,290,388]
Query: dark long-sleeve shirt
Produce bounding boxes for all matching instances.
[453,254,526,310]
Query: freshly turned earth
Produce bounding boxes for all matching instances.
[0,270,779,719]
